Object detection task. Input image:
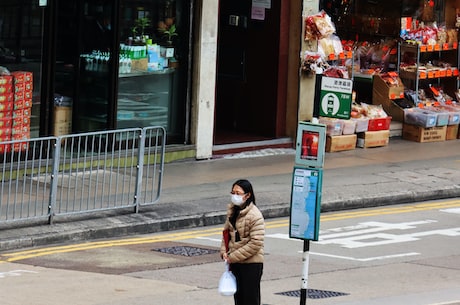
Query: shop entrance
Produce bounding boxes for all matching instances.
[215,0,286,146]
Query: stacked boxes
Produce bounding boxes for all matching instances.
[402,105,460,142]
[0,74,13,153]
[0,71,32,152]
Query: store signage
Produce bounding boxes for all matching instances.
[289,166,322,241]
[318,76,352,119]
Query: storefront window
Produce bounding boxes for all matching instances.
[0,1,43,140]
[116,0,188,141]
[75,0,189,142]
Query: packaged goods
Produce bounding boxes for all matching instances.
[351,117,369,133]
[424,106,453,126]
[404,108,437,128]
[319,117,343,136]
[342,119,356,135]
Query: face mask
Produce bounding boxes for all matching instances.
[231,194,245,206]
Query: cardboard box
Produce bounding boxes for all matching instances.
[326,134,357,152]
[131,58,148,71]
[446,125,459,140]
[402,124,446,143]
[53,105,72,136]
[357,130,390,148]
[373,74,405,100]
[372,90,406,122]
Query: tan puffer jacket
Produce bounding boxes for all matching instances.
[220,202,265,264]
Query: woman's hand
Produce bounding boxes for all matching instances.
[222,252,229,263]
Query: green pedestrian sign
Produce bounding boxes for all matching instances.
[318,76,352,119]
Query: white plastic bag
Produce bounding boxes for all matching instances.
[218,262,237,296]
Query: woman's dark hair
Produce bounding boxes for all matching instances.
[230,179,256,229]
[232,179,256,205]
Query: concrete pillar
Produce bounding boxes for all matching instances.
[298,0,320,122]
[191,0,219,160]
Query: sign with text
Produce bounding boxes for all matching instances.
[318,76,352,119]
[289,166,323,241]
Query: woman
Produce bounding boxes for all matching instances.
[221,179,265,305]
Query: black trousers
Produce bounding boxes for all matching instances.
[231,263,263,305]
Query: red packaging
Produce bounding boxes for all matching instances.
[14,90,32,101]
[0,93,14,103]
[14,81,33,93]
[368,117,392,131]
[0,84,12,94]
[0,143,12,154]
[0,101,14,112]
[0,110,13,119]
[12,116,30,127]
[0,117,12,128]
[13,109,23,118]
[14,98,32,110]
[11,71,33,83]
[22,108,31,117]
[12,131,30,140]
[12,124,30,135]
[13,142,29,152]
[0,127,12,136]
[0,75,13,85]
[0,133,11,141]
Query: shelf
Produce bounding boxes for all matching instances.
[399,68,459,81]
[118,68,175,78]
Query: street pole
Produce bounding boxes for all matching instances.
[300,240,310,305]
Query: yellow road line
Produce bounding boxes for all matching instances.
[1,200,459,263]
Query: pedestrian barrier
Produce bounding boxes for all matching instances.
[0,126,165,225]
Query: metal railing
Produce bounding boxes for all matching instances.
[0,126,165,225]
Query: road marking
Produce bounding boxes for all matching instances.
[0,270,38,279]
[1,200,459,263]
[308,251,420,262]
[441,208,460,214]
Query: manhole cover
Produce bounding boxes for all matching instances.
[276,289,349,299]
[153,246,219,257]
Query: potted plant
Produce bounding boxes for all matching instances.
[158,20,178,46]
[135,17,151,39]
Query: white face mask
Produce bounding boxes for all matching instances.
[231,194,245,206]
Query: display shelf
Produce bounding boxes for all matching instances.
[398,42,460,105]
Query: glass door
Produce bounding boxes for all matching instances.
[74,0,117,132]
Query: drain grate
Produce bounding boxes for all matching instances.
[153,246,219,257]
[276,289,349,299]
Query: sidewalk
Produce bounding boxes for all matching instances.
[1,137,460,251]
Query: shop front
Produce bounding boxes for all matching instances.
[297,0,460,152]
[0,0,191,145]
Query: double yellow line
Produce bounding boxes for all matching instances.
[1,200,459,263]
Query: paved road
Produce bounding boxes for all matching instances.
[1,200,460,305]
[1,137,460,252]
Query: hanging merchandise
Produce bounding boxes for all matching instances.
[421,0,435,22]
[304,10,336,41]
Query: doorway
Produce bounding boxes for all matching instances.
[215,0,286,145]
